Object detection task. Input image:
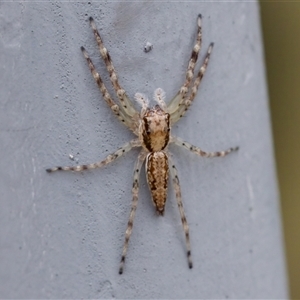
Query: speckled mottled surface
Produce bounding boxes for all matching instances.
[0,2,288,299]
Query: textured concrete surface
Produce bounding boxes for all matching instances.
[0,2,288,299]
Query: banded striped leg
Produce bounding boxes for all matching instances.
[119,151,147,274]
[171,136,239,158]
[46,139,141,173]
[89,17,137,118]
[169,157,193,269]
[168,14,202,116]
[81,46,136,133]
[171,43,214,124]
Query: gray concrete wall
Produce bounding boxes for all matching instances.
[0,2,288,299]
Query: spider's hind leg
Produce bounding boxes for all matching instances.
[169,157,193,269]
[119,151,147,274]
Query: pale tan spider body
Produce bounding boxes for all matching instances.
[139,105,171,215]
[47,15,239,274]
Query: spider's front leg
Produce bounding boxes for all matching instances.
[119,151,147,274]
[168,14,203,116]
[89,17,138,118]
[81,46,137,133]
[171,136,239,158]
[170,42,214,123]
[46,139,140,173]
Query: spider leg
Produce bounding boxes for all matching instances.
[171,136,239,158]
[171,43,213,123]
[168,157,193,269]
[89,17,138,118]
[119,151,147,274]
[167,14,202,116]
[81,46,137,133]
[46,139,141,173]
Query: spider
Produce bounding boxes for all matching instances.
[46,14,238,274]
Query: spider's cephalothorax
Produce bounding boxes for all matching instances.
[141,105,170,153]
[46,15,239,274]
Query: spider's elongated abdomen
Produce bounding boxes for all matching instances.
[145,151,169,215]
[140,105,170,152]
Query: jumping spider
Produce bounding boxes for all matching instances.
[46,15,238,274]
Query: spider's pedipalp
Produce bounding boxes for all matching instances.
[169,157,193,269]
[167,14,202,116]
[89,17,138,118]
[46,139,141,173]
[153,88,167,110]
[119,151,147,274]
[134,92,149,115]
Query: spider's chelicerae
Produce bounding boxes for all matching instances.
[47,15,238,274]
